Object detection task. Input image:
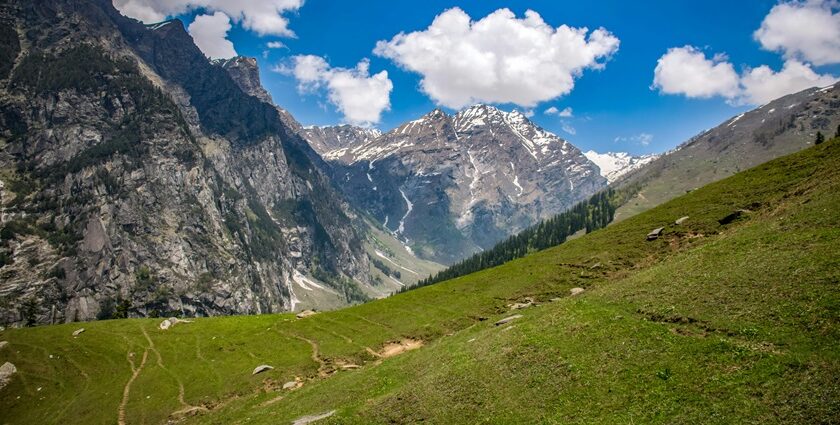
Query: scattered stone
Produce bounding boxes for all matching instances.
[252,365,274,375]
[570,287,585,296]
[282,378,303,390]
[0,341,7,350]
[292,410,336,425]
[296,310,317,319]
[550,297,562,302]
[72,328,85,337]
[0,362,17,390]
[508,298,534,311]
[495,315,523,326]
[339,364,361,370]
[647,227,664,241]
[718,209,751,225]
[467,338,476,343]
[159,317,193,330]
[674,216,690,225]
[589,262,602,269]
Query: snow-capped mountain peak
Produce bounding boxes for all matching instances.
[583,150,659,183]
[301,104,607,264]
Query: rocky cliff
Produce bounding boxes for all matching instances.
[0,0,379,325]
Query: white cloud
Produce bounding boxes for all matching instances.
[561,122,577,135]
[652,46,741,99]
[373,7,619,109]
[615,133,653,146]
[653,46,838,105]
[188,12,237,59]
[113,0,303,36]
[266,41,286,49]
[522,109,535,118]
[754,0,840,66]
[739,60,837,104]
[545,106,573,117]
[280,55,393,126]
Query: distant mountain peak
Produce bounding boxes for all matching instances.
[301,103,605,263]
[584,151,659,183]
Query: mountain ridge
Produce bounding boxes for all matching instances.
[303,103,606,264]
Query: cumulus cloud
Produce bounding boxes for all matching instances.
[739,60,837,104]
[266,41,286,49]
[545,106,573,117]
[754,0,840,66]
[653,46,837,105]
[615,133,653,146]
[373,7,619,109]
[187,12,237,59]
[652,46,741,99]
[113,0,303,36]
[280,55,393,126]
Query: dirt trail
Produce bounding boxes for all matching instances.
[118,349,148,425]
[289,334,329,377]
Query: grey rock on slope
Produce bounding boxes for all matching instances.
[0,0,375,325]
[305,105,606,264]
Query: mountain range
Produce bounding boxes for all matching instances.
[0,0,837,327]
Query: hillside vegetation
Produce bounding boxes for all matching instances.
[1,139,838,424]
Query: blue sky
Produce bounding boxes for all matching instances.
[117,0,840,155]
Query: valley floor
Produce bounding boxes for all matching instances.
[1,140,839,424]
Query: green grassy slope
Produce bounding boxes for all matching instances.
[1,140,839,424]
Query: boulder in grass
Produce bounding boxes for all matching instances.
[252,365,274,375]
[495,315,523,326]
[647,227,664,240]
[509,297,534,311]
[570,287,585,296]
[0,341,7,350]
[675,216,689,225]
[159,317,193,330]
[0,362,16,390]
[296,310,317,319]
[72,328,85,336]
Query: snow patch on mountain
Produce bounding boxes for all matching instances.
[584,151,659,183]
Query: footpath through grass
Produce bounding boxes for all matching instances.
[1,140,839,424]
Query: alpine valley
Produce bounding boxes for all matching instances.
[1,1,839,424]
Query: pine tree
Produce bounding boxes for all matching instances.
[835,124,840,139]
[815,131,824,145]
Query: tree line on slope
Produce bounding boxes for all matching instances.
[407,188,622,290]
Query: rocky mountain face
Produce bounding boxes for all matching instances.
[613,82,840,220]
[302,126,381,161]
[583,151,659,183]
[213,56,273,105]
[0,0,385,325]
[215,55,305,136]
[305,106,606,264]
